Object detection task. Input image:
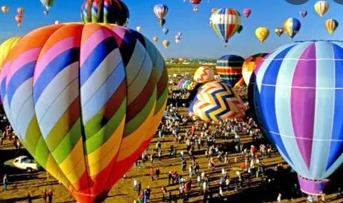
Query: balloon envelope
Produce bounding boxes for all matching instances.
[188,81,245,122]
[193,66,215,84]
[242,53,268,85]
[283,17,301,38]
[80,0,130,26]
[250,40,343,195]
[0,23,168,203]
[216,55,244,86]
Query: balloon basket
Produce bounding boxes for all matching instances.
[298,175,329,196]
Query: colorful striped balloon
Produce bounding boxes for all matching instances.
[81,0,129,26]
[189,81,245,122]
[193,66,215,84]
[0,37,21,69]
[209,8,241,44]
[0,23,168,203]
[242,53,268,85]
[216,55,245,86]
[250,40,343,195]
[283,17,301,39]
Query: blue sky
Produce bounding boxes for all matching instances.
[0,0,342,59]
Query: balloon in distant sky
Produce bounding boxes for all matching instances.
[81,0,129,26]
[154,4,168,26]
[163,40,170,48]
[275,27,284,36]
[15,15,23,27]
[250,40,343,196]
[237,25,243,34]
[189,0,202,12]
[0,37,21,69]
[177,32,182,37]
[17,7,24,15]
[325,19,338,35]
[210,8,241,45]
[255,27,269,43]
[136,26,142,32]
[300,10,307,17]
[153,36,158,43]
[175,34,181,44]
[243,8,251,18]
[1,6,8,13]
[314,1,329,17]
[162,28,169,35]
[0,23,167,203]
[283,17,301,39]
[40,0,54,14]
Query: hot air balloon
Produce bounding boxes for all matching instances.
[314,1,329,17]
[300,10,307,17]
[210,8,241,45]
[237,25,243,34]
[188,81,245,122]
[255,27,269,43]
[17,7,24,15]
[325,19,338,35]
[81,0,130,26]
[283,17,301,39]
[250,40,343,196]
[275,27,284,36]
[0,23,168,203]
[15,15,23,27]
[136,26,142,32]
[152,36,158,43]
[41,0,54,14]
[162,28,169,35]
[216,55,245,86]
[0,37,21,69]
[177,32,182,37]
[175,34,181,44]
[189,0,201,12]
[162,40,170,48]
[1,6,8,14]
[194,66,215,84]
[241,53,268,85]
[154,4,168,26]
[243,8,251,18]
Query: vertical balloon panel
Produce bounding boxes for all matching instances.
[0,23,168,203]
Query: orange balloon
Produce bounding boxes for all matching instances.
[17,7,24,15]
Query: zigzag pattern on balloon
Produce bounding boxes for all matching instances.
[190,81,245,122]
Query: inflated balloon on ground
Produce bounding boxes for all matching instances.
[0,23,168,203]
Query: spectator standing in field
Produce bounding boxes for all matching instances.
[2,174,8,191]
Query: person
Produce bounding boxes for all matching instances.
[42,189,47,203]
[47,189,53,203]
[277,193,281,202]
[2,174,8,191]
[26,192,32,203]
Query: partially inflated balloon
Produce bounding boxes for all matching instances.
[250,40,343,196]
[283,17,301,39]
[81,0,129,26]
[194,66,214,83]
[242,53,267,85]
[255,27,269,43]
[188,81,245,122]
[0,23,168,203]
[0,37,21,69]
[314,1,329,17]
[325,19,338,35]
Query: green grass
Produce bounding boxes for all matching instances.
[166,64,216,75]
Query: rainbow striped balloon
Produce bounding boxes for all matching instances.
[0,23,168,203]
[250,40,343,195]
[189,81,245,122]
